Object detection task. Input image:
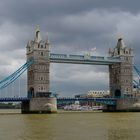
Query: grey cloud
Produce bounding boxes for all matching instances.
[48,10,136,55]
[0,0,140,26]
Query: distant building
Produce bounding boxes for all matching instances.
[75,90,110,98]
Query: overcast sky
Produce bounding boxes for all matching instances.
[0,0,140,97]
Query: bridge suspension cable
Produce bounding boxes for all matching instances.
[133,65,140,77]
[0,59,33,90]
[133,65,140,88]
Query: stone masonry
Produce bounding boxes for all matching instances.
[22,27,57,113]
[109,38,133,98]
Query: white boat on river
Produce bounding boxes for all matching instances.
[63,101,103,111]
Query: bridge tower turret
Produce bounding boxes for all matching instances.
[26,27,50,98]
[109,38,133,98]
[22,27,57,113]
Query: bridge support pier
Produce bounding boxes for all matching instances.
[103,98,140,112]
[103,105,117,112]
[21,97,57,114]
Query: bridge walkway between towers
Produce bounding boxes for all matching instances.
[50,53,121,65]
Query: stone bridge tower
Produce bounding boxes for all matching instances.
[27,27,50,98]
[22,27,57,113]
[105,38,140,112]
[109,38,133,98]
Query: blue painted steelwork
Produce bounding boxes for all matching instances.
[0,60,33,89]
[133,65,140,88]
[133,80,139,86]
[50,53,121,65]
[134,65,140,77]
[0,96,116,105]
[0,97,29,102]
[0,97,116,105]
[57,98,117,105]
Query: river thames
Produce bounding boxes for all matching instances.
[0,110,140,140]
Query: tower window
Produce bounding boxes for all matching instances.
[41,45,43,48]
[126,57,129,61]
[41,52,43,56]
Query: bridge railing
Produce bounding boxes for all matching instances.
[57,97,117,105]
[50,53,121,62]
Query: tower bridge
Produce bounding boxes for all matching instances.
[0,27,140,113]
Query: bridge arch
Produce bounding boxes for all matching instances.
[114,89,121,98]
[28,87,34,98]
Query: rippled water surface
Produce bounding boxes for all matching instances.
[0,110,140,140]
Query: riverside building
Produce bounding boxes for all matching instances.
[75,90,110,98]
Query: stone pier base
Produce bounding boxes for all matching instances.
[103,98,140,112]
[21,97,57,114]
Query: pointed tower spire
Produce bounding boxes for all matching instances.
[27,41,29,46]
[46,32,50,44]
[116,38,125,49]
[34,26,42,43]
